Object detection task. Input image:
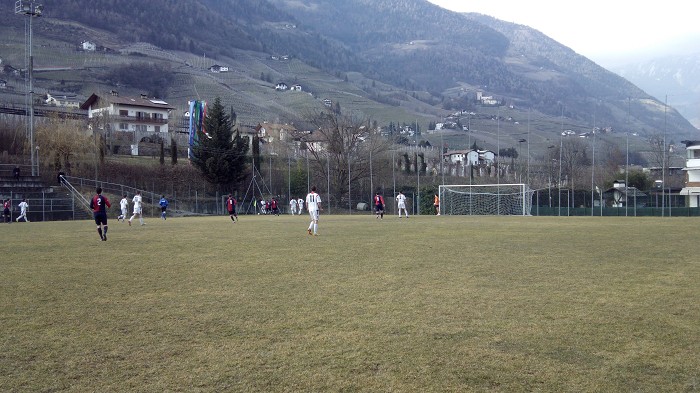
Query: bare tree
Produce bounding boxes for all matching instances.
[560,137,590,196]
[302,111,390,206]
[35,114,94,174]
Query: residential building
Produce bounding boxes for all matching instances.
[680,140,700,207]
[81,41,96,51]
[606,180,647,208]
[255,122,298,143]
[80,91,174,155]
[209,64,229,73]
[45,92,81,108]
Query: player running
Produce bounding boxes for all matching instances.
[128,191,145,226]
[306,186,322,236]
[159,195,169,220]
[16,198,29,222]
[297,197,304,215]
[226,194,238,222]
[118,194,129,222]
[289,197,297,215]
[90,187,111,241]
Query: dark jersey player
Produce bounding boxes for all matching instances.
[90,187,112,241]
[374,192,385,219]
[226,194,238,222]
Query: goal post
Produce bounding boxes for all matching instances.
[438,184,535,216]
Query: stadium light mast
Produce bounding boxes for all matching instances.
[559,104,564,217]
[16,0,43,176]
[440,123,445,186]
[662,95,667,217]
[366,124,372,202]
[626,97,630,217]
[467,112,472,187]
[591,100,597,217]
[392,149,396,198]
[527,107,531,185]
[497,106,501,215]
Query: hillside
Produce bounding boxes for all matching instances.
[1,0,697,147]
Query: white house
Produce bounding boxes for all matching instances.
[80,91,174,155]
[209,64,229,73]
[255,122,298,143]
[275,82,289,91]
[290,84,302,91]
[45,92,81,108]
[607,180,647,208]
[477,150,496,165]
[443,150,494,166]
[680,140,700,207]
[81,41,96,51]
[444,150,468,164]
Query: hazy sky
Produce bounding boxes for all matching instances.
[427,0,700,64]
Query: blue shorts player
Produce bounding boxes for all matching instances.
[90,187,112,241]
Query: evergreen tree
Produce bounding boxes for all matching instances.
[190,98,249,191]
[171,138,178,165]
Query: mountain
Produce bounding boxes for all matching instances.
[611,52,700,129]
[1,0,697,145]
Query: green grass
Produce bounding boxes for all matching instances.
[1,215,699,392]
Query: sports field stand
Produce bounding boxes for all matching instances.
[0,164,89,222]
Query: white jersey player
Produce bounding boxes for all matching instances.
[305,186,321,236]
[118,194,129,222]
[396,191,409,218]
[297,197,304,215]
[16,198,29,222]
[129,191,145,226]
[289,198,298,215]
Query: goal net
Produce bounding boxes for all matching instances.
[439,184,534,216]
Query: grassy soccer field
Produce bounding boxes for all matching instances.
[1,215,698,392]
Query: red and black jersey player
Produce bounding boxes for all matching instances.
[90,187,112,241]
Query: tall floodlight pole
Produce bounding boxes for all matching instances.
[591,102,596,217]
[440,125,445,186]
[392,149,396,198]
[626,97,630,217]
[16,1,43,176]
[662,95,667,217]
[497,106,501,215]
[306,149,310,191]
[348,146,352,214]
[287,150,291,202]
[559,105,564,216]
[416,149,420,216]
[367,125,373,203]
[468,113,472,186]
[497,107,500,185]
[527,108,531,185]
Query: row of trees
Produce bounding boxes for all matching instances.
[187,97,675,210]
[3,95,680,212]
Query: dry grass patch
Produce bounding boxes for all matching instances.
[1,215,698,392]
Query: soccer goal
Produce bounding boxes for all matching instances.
[439,184,535,216]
